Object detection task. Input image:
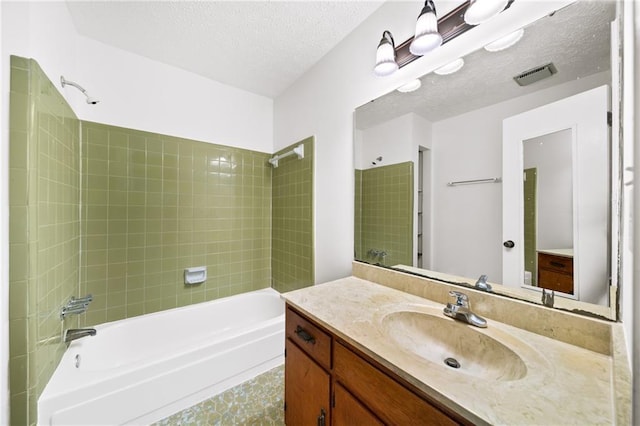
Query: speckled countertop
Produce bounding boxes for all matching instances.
[283,276,615,425]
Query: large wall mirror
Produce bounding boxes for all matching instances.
[354,1,620,320]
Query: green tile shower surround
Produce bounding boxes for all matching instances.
[355,162,414,267]
[271,138,314,293]
[8,55,314,424]
[9,56,81,425]
[80,121,273,324]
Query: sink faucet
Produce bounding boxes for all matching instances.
[474,274,492,292]
[541,288,555,307]
[443,291,487,328]
[64,328,97,343]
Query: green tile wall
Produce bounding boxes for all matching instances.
[80,122,272,325]
[354,162,413,267]
[524,167,537,285]
[271,138,314,293]
[9,56,81,425]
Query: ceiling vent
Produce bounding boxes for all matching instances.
[513,63,558,86]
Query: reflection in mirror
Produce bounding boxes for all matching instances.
[503,85,610,307]
[523,129,574,292]
[354,1,619,319]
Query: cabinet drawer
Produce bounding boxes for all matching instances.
[538,252,573,274]
[286,306,332,369]
[538,269,574,294]
[333,341,458,426]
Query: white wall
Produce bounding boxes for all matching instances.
[429,71,610,284]
[74,36,273,152]
[1,2,273,153]
[357,113,415,170]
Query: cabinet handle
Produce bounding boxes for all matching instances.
[295,325,316,344]
[550,261,565,268]
[317,408,326,426]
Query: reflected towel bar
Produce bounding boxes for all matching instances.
[268,144,304,168]
[447,177,502,186]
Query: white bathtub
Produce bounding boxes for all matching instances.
[38,288,285,425]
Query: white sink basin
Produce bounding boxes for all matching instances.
[381,310,528,381]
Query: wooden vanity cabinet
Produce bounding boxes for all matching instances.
[285,305,467,426]
[285,307,332,425]
[537,252,574,294]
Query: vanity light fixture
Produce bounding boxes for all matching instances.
[397,79,422,93]
[409,0,443,56]
[374,30,399,77]
[484,28,524,52]
[464,0,510,25]
[433,58,464,75]
[374,0,515,77]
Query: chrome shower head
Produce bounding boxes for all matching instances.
[60,76,100,105]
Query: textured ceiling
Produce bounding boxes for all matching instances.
[65,1,385,98]
[356,1,616,129]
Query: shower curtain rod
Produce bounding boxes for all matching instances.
[447,177,502,186]
[268,144,304,168]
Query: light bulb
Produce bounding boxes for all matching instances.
[374,31,398,77]
[410,2,442,56]
[484,28,524,52]
[397,79,422,93]
[434,58,464,75]
[464,0,509,25]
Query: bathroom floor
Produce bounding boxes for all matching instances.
[154,365,284,425]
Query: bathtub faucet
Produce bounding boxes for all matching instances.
[64,328,97,343]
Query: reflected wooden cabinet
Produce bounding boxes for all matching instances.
[284,305,468,425]
[537,252,574,294]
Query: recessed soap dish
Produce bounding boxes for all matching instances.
[184,266,207,285]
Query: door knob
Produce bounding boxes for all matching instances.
[503,240,515,248]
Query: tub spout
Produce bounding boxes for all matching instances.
[64,328,97,343]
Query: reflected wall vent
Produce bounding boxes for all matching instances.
[513,63,558,86]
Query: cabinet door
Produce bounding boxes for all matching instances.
[334,342,458,426]
[333,382,383,426]
[285,339,331,425]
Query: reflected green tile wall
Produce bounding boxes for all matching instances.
[354,170,363,263]
[9,56,80,425]
[355,162,413,267]
[524,168,537,285]
[80,122,272,325]
[271,138,314,293]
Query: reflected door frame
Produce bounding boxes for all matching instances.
[502,85,610,303]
